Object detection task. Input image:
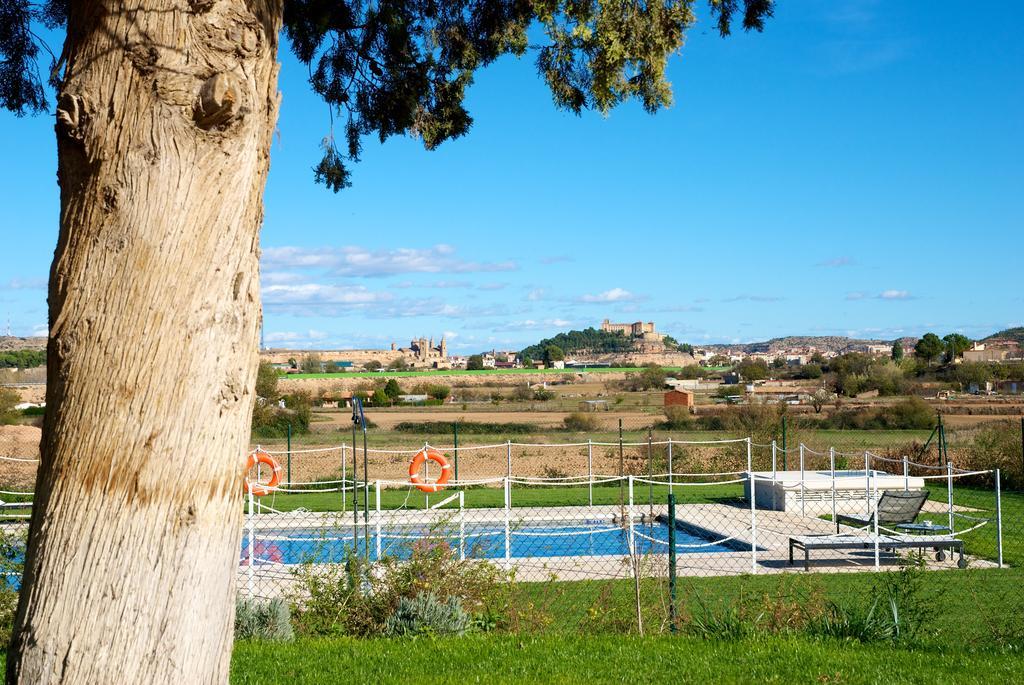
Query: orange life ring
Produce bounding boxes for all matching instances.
[244,449,283,496]
[408,448,452,493]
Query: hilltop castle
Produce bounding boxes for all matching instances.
[600,319,665,353]
[392,336,448,364]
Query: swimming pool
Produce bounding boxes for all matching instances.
[240,519,740,566]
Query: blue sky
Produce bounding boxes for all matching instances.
[1,1,1022,352]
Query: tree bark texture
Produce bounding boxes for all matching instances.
[7,1,282,682]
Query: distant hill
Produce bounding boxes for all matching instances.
[0,336,46,352]
[983,327,1024,345]
[701,335,894,355]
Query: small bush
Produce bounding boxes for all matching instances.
[235,597,294,641]
[660,406,693,430]
[562,412,599,432]
[290,537,509,638]
[384,592,473,637]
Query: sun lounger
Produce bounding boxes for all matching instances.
[835,489,930,532]
[788,533,965,571]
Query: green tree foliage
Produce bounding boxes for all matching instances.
[914,333,944,365]
[387,357,409,371]
[363,360,383,371]
[520,328,634,362]
[465,354,485,371]
[0,350,45,369]
[795,363,822,380]
[0,387,20,424]
[735,357,769,381]
[942,333,972,363]
[829,353,906,397]
[299,353,323,373]
[255,362,279,400]
[891,341,904,362]
[543,345,565,367]
[383,379,402,400]
[953,362,992,391]
[371,389,390,406]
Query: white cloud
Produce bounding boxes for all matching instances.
[262,244,517,277]
[846,292,866,301]
[262,283,391,306]
[878,289,911,300]
[265,329,329,344]
[1,277,47,290]
[579,288,640,303]
[526,288,545,301]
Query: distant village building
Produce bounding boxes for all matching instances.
[963,341,1021,363]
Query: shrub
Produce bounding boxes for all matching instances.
[807,565,934,643]
[235,597,294,641]
[968,420,1024,488]
[562,412,599,432]
[384,592,473,637]
[290,538,509,638]
[660,405,693,430]
[0,388,19,425]
[0,529,26,646]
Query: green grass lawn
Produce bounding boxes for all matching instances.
[231,633,1024,685]
[249,481,746,513]
[283,366,676,380]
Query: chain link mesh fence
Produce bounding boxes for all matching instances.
[2,413,1022,639]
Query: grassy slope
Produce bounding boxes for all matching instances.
[231,634,1024,685]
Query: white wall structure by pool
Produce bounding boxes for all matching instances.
[744,470,926,516]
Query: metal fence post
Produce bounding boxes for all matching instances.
[667,438,674,495]
[647,430,654,516]
[246,485,254,598]
[947,461,955,533]
[459,491,466,562]
[996,469,1003,568]
[587,439,594,506]
[781,414,787,471]
[286,422,292,486]
[749,469,758,574]
[771,440,777,479]
[341,443,347,514]
[627,475,635,557]
[668,492,677,631]
[374,480,381,561]
[872,470,880,571]
[799,444,806,517]
[863,451,870,519]
[903,454,909,492]
[830,447,837,532]
[503,477,511,567]
[453,421,459,482]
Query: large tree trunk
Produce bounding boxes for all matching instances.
[7,1,282,682]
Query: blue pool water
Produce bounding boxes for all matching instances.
[240,520,741,566]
